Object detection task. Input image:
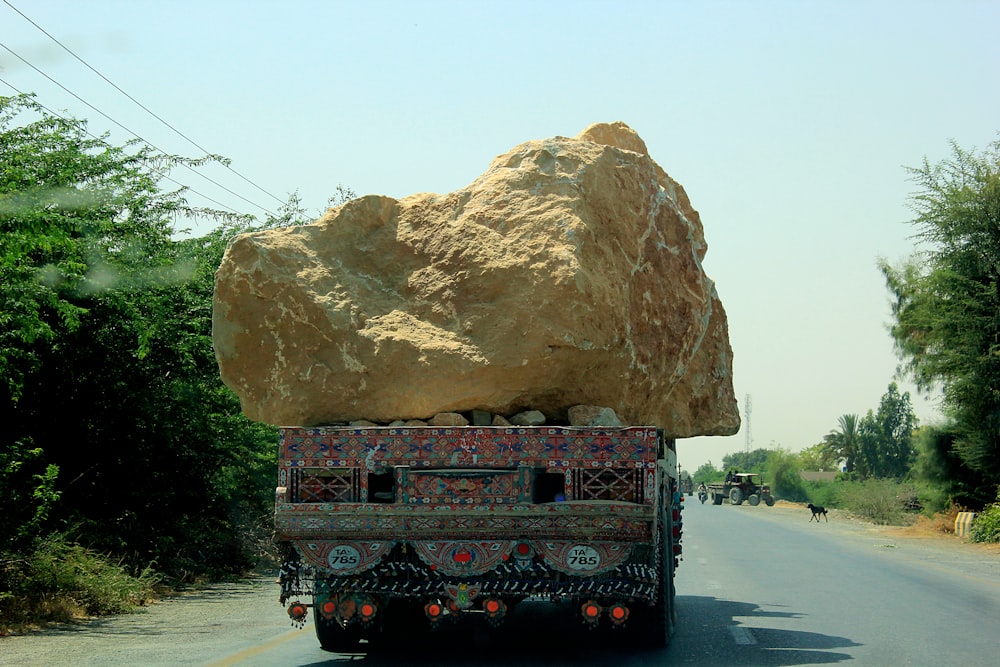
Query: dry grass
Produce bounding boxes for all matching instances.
[901,506,963,536]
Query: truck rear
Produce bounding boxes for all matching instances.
[275,424,682,651]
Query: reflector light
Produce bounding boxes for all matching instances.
[485,599,501,613]
[359,602,376,620]
[287,602,308,622]
[425,602,443,619]
[673,543,683,554]
[672,509,680,520]
[673,525,681,538]
[516,542,531,556]
[581,601,602,623]
[609,604,629,623]
[320,601,336,618]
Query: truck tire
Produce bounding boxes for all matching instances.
[315,612,362,653]
[747,494,760,506]
[712,492,723,505]
[729,488,744,505]
[764,495,775,506]
[637,514,674,648]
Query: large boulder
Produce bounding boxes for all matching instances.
[212,122,740,437]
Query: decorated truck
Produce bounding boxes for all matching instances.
[275,423,683,651]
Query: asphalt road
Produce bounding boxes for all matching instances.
[2,501,998,666]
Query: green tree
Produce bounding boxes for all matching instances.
[692,461,722,484]
[0,93,300,579]
[880,139,1000,494]
[910,424,992,508]
[855,383,917,479]
[721,448,771,474]
[798,442,840,472]
[822,414,860,473]
[766,448,807,501]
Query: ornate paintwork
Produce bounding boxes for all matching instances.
[276,426,675,626]
[535,541,632,576]
[402,467,529,504]
[276,502,654,541]
[279,541,660,605]
[412,541,511,576]
[275,426,661,543]
[296,540,393,574]
[280,426,659,469]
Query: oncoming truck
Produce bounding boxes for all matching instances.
[274,423,683,651]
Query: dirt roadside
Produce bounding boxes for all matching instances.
[750,499,1000,579]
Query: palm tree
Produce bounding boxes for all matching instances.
[822,414,859,473]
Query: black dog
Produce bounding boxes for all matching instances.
[807,503,828,522]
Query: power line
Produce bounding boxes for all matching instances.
[0,75,252,219]
[0,39,277,218]
[0,0,284,217]
[4,0,286,209]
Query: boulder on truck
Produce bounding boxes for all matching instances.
[212,122,739,650]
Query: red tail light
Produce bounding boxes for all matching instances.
[608,604,629,624]
[287,601,308,622]
[359,600,377,622]
[581,600,602,625]
[424,601,444,622]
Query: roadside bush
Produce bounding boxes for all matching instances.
[837,479,906,525]
[766,449,808,502]
[0,534,158,632]
[803,480,839,508]
[969,487,1000,544]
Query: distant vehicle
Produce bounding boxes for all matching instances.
[706,473,774,507]
[680,474,694,496]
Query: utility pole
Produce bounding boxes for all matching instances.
[744,394,752,454]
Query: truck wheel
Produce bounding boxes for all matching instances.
[315,613,362,653]
[747,494,760,506]
[729,488,744,505]
[764,496,775,506]
[637,515,674,648]
[712,492,723,505]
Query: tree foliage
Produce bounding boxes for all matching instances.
[766,448,807,501]
[855,383,917,480]
[691,461,723,484]
[0,93,336,584]
[821,414,860,473]
[797,443,838,473]
[880,139,1000,491]
[721,448,771,474]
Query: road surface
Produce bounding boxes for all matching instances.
[2,500,997,666]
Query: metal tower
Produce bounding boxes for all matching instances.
[744,394,752,453]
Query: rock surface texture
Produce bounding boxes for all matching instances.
[213,122,740,437]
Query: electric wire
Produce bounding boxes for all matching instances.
[0,74,251,218]
[0,40,276,217]
[3,0,286,209]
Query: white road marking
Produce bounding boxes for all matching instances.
[729,625,758,645]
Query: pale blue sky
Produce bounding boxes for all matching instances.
[4,0,999,471]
